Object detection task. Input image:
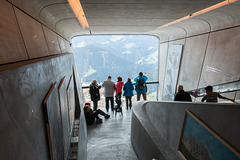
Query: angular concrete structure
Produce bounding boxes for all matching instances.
[0,0,239,159]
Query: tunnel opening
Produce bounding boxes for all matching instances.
[72,35,160,107]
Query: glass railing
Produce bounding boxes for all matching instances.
[82,81,158,110]
[187,80,240,97]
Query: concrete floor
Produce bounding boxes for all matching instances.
[86,107,138,160]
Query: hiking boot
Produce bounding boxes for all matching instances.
[105,114,110,118]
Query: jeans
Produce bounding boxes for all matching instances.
[137,92,147,101]
[125,96,132,109]
[94,109,106,119]
[105,97,114,112]
[93,100,98,111]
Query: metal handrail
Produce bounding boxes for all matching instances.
[82,81,159,89]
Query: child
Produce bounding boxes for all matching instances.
[201,86,235,103]
[84,102,110,125]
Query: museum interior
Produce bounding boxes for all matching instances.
[0,0,240,159]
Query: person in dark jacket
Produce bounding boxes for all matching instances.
[84,102,110,125]
[123,78,134,109]
[89,79,101,111]
[174,85,192,102]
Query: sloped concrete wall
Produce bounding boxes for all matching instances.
[0,54,87,160]
[0,0,72,65]
[0,1,86,159]
[131,101,240,160]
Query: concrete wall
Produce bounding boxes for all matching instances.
[0,0,87,159]
[131,101,240,160]
[0,54,87,160]
[156,1,240,101]
[0,0,72,65]
[158,25,240,101]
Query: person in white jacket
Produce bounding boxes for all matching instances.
[102,76,116,112]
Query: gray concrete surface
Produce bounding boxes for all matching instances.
[0,53,87,160]
[158,25,240,101]
[4,0,240,40]
[198,26,240,88]
[131,101,240,160]
[131,101,180,160]
[87,108,137,160]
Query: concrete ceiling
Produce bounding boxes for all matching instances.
[10,0,240,41]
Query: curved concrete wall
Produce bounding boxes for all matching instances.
[131,101,180,160]
[153,1,240,43]
[131,101,240,160]
[156,1,240,101]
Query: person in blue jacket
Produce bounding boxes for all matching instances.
[134,72,148,101]
[123,78,134,109]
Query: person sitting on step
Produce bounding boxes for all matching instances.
[84,102,110,125]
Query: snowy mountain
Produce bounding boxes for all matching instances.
[72,35,158,84]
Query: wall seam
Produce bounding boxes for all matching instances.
[41,25,51,56]
[175,38,186,94]
[195,33,211,91]
[157,40,160,101]
[12,5,30,59]
[161,42,170,100]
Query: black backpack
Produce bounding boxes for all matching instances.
[137,79,145,90]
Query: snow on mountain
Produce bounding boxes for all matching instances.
[77,41,87,48]
[122,50,132,54]
[110,35,126,42]
[124,43,136,49]
[144,51,158,64]
[72,35,158,83]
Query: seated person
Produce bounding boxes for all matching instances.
[201,85,235,103]
[174,85,192,102]
[84,102,110,125]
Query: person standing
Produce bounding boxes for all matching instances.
[102,76,115,112]
[89,79,101,111]
[174,85,192,102]
[201,85,235,103]
[134,72,148,101]
[115,76,124,108]
[123,78,134,109]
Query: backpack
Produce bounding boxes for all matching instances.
[137,78,145,90]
